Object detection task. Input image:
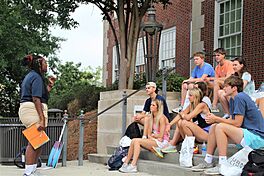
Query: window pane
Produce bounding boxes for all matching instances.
[231,35,236,46]
[227,49,231,56]
[226,37,230,48]
[225,13,230,23]
[237,47,241,55]
[237,0,241,8]
[220,14,224,25]
[220,3,225,14]
[230,22,235,33]
[231,48,236,56]
[224,24,230,35]
[225,1,230,12]
[231,11,236,22]
[236,9,241,20]
[231,0,236,10]
[237,35,241,45]
[236,21,241,32]
[220,39,225,48]
[220,26,224,36]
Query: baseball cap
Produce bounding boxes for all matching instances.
[146,82,157,88]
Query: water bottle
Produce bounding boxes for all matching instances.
[202,141,206,156]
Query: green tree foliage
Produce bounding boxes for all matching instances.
[48,61,104,115]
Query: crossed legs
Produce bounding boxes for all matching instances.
[124,138,157,166]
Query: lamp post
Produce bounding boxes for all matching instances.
[141,5,163,82]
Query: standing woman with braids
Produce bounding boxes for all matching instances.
[19,55,54,176]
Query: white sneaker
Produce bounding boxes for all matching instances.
[119,163,129,172]
[222,114,230,119]
[191,160,214,172]
[204,165,220,175]
[119,164,137,173]
[172,106,183,113]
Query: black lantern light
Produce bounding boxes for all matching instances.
[141,4,163,82]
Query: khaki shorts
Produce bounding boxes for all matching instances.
[19,102,48,128]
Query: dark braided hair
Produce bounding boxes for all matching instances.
[22,54,45,75]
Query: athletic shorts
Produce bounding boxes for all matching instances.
[19,102,48,128]
[242,128,264,149]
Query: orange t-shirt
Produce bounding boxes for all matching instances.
[215,60,234,78]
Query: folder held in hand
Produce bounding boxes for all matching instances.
[22,124,50,149]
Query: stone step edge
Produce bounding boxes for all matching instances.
[88,153,203,176]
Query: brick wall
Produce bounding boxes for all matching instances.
[67,111,97,160]
[155,0,192,78]
[201,0,215,66]
[242,0,264,87]
[201,0,264,87]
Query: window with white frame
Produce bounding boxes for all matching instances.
[217,0,242,57]
[135,37,145,76]
[159,26,176,68]
[112,45,119,83]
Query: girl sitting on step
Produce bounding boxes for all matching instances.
[156,85,212,154]
[119,99,169,173]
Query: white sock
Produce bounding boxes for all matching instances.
[25,165,34,175]
[240,138,246,147]
[204,154,213,164]
[33,164,37,172]
[219,156,227,165]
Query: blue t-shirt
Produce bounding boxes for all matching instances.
[20,70,48,104]
[143,94,170,119]
[229,92,264,138]
[191,62,215,78]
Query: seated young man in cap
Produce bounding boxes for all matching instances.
[133,82,170,138]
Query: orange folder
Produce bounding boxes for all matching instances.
[22,124,50,149]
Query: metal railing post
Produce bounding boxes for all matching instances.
[122,91,127,135]
[78,110,84,166]
[162,67,167,100]
[62,110,68,167]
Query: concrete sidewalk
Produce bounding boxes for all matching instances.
[0,160,157,176]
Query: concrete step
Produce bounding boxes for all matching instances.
[88,153,110,165]
[106,143,239,163]
[137,160,202,176]
[88,153,203,176]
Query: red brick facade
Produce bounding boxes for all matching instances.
[104,0,263,87]
[242,0,264,86]
[201,0,264,87]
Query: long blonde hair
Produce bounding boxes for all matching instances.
[189,88,203,112]
[150,99,164,129]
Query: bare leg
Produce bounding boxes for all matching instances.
[206,124,218,155]
[181,120,208,142]
[212,79,223,108]
[26,143,38,165]
[181,82,188,106]
[218,90,230,114]
[142,116,151,137]
[124,138,157,166]
[169,127,182,146]
[215,123,243,156]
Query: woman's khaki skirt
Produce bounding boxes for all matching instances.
[19,102,48,128]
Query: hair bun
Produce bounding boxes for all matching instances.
[22,55,33,66]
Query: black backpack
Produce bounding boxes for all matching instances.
[108,146,129,170]
[124,122,142,139]
[14,146,42,169]
[241,149,264,176]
